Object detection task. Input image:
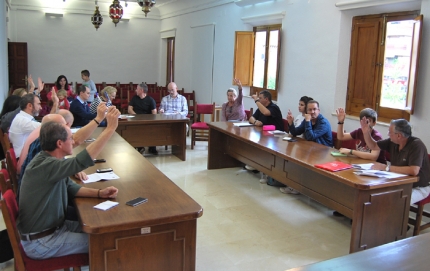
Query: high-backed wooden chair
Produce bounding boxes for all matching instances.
[183,91,196,121]
[408,154,430,236]
[6,149,18,194]
[1,190,89,271]
[147,92,161,109]
[0,132,10,155]
[282,118,290,134]
[145,82,157,92]
[0,169,11,194]
[244,107,253,120]
[191,103,215,149]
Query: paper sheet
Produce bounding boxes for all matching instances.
[352,163,374,170]
[353,169,407,179]
[94,200,119,211]
[82,172,120,183]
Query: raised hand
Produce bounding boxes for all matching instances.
[234,78,242,89]
[359,116,371,134]
[336,108,346,123]
[37,77,44,94]
[51,87,59,104]
[105,106,121,129]
[251,92,259,102]
[96,101,108,120]
[286,109,294,125]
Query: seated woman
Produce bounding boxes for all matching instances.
[47,75,74,101]
[90,86,115,114]
[221,78,246,121]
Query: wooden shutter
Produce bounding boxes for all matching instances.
[233,31,254,86]
[346,17,382,116]
[406,14,423,115]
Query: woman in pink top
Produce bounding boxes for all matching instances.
[221,78,246,121]
[47,75,75,101]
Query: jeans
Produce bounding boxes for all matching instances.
[21,221,88,259]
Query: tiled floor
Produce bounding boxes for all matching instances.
[1,137,427,271]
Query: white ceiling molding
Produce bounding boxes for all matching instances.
[160,0,233,20]
[335,0,421,10]
[241,11,285,26]
[160,28,176,38]
[234,0,275,7]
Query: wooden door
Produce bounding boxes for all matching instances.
[8,42,28,91]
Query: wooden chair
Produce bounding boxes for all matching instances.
[282,118,290,134]
[191,103,215,149]
[144,82,157,92]
[147,92,161,109]
[408,154,430,236]
[183,90,196,121]
[1,190,89,271]
[0,169,11,194]
[0,132,9,155]
[6,149,18,194]
[244,107,253,120]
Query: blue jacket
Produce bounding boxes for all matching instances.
[69,97,97,127]
[289,114,332,147]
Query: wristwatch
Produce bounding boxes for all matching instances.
[385,161,391,172]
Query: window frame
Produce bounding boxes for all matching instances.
[345,11,422,122]
[233,24,282,100]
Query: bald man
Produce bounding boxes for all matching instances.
[159,82,188,116]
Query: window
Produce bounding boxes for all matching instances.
[166,37,175,85]
[234,25,281,100]
[346,11,422,122]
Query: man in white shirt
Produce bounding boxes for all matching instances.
[9,94,43,158]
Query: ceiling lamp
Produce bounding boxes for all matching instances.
[109,0,123,26]
[91,5,103,30]
[137,0,156,17]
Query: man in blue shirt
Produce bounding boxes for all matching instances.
[288,100,332,147]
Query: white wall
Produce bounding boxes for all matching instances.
[7,9,161,85]
[0,0,8,106]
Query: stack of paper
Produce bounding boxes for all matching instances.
[82,172,120,183]
[352,163,374,170]
[94,200,119,211]
[233,122,254,127]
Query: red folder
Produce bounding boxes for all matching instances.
[314,161,352,172]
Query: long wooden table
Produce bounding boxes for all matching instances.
[116,114,188,161]
[287,232,430,270]
[208,122,417,253]
[73,129,203,271]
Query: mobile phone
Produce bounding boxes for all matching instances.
[96,168,113,173]
[126,197,148,206]
[104,91,110,102]
[288,139,297,142]
[93,159,106,163]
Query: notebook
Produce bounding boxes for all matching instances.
[314,161,353,172]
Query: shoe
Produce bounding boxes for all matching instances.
[244,165,256,171]
[280,187,299,195]
[333,211,345,217]
[259,173,267,184]
[148,147,158,155]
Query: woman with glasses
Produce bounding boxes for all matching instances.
[221,78,246,121]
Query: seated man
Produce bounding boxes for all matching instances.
[336,107,386,164]
[282,100,332,195]
[70,85,97,127]
[17,106,120,260]
[248,90,284,131]
[287,100,332,147]
[128,83,158,155]
[361,118,430,204]
[159,82,188,116]
[247,90,284,180]
[9,94,42,158]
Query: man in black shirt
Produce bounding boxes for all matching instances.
[249,90,284,131]
[128,83,158,154]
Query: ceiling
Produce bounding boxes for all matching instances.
[7,0,227,19]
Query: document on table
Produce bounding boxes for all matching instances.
[353,170,407,179]
[233,122,254,127]
[352,163,374,170]
[94,200,119,211]
[268,130,287,135]
[82,172,120,183]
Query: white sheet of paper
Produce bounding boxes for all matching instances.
[94,200,119,211]
[353,169,407,179]
[82,172,120,183]
[70,128,80,134]
[233,122,254,127]
[268,130,286,135]
[352,163,374,170]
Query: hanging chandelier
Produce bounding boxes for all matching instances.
[91,5,103,30]
[137,0,156,17]
[109,0,123,27]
